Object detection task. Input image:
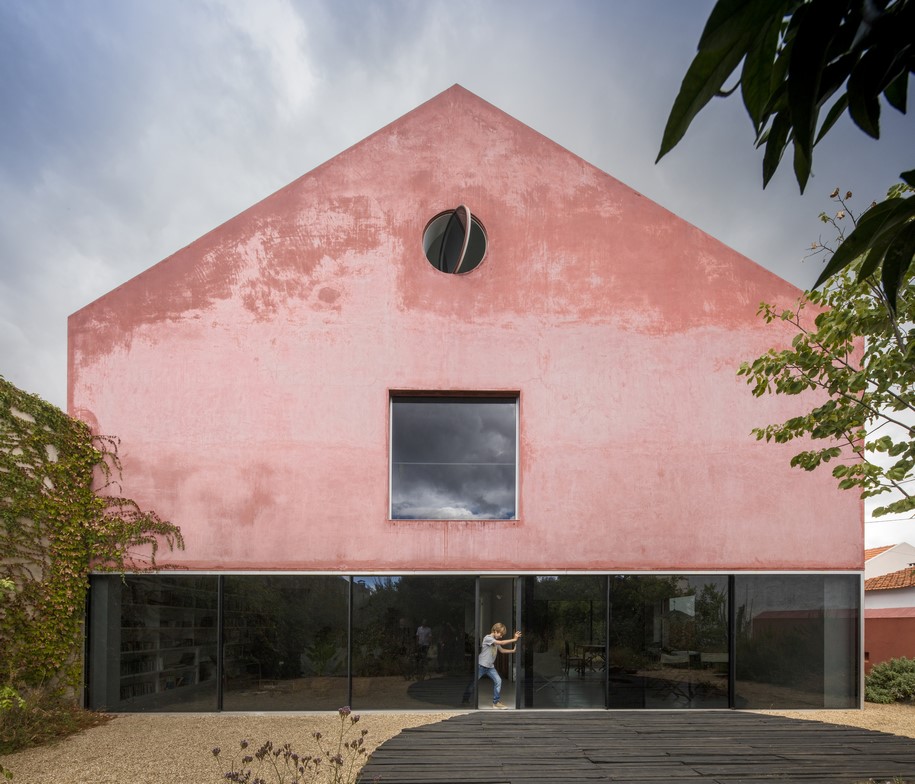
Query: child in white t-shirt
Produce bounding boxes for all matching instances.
[462,622,522,708]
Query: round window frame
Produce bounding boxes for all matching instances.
[422,206,487,274]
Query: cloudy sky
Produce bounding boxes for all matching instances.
[2,1,912,542]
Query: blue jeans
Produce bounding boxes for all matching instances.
[464,664,502,704]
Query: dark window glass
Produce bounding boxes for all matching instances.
[520,575,607,708]
[607,575,729,709]
[734,574,859,709]
[439,206,470,273]
[422,207,487,274]
[391,396,517,520]
[88,572,859,712]
[351,575,475,709]
[89,575,219,712]
[222,575,349,711]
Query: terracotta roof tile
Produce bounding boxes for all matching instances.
[865,545,895,560]
[865,566,915,591]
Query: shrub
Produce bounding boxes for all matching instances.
[865,657,915,704]
[0,685,110,756]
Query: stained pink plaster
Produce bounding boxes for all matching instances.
[68,85,862,572]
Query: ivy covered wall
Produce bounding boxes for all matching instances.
[0,376,182,694]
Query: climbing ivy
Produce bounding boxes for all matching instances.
[0,375,183,693]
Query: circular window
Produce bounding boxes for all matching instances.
[422,205,487,274]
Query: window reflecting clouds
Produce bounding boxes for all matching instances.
[391,396,517,520]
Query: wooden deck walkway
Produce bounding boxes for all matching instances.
[362,710,915,783]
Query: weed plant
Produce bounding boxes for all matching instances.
[212,706,376,784]
[0,685,110,755]
[0,685,111,780]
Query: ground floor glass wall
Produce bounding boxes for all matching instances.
[87,572,859,712]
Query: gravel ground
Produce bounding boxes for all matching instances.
[757,702,915,739]
[3,704,915,783]
[1,710,458,783]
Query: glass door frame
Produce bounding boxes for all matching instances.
[473,576,519,708]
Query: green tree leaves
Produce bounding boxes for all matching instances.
[816,195,915,306]
[657,0,794,164]
[659,0,914,307]
[738,195,915,516]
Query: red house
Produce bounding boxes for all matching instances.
[72,86,862,712]
[864,545,915,672]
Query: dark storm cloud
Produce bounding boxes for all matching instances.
[392,398,517,520]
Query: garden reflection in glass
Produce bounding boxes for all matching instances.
[390,396,517,520]
[521,575,608,709]
[221,575,349,711]
[351,576,475,709]
[607,575,730,709]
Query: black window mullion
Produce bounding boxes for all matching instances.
[728,574,736,709]
[347,577,353,708]
[216,575,224,711]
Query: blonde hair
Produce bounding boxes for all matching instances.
[491,622,507,635]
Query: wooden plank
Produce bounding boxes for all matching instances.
[361,711,915,783]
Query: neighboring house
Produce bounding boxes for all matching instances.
[864,550,915,672]
[71,85,862,714]
[865,542,915,580]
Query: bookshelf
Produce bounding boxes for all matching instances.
[117,578,218,706]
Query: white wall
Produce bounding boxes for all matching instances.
[865,543,915,579]
[866,585,915,610]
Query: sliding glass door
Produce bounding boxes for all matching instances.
[520,575,607,708]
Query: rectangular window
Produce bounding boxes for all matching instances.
[390,395,518,520]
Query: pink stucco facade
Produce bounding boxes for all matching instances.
[68,85,862,573]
